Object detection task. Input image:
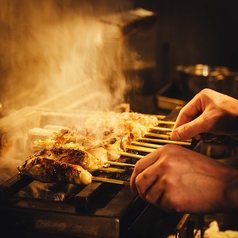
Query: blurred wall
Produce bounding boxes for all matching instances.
[1,0,238,111]
[0,0,134,110]
[134,0,238,85]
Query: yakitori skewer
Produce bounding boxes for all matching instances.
[119,152,143,159]
[99,167,126,173]
[144,132,170,140]
[131,141,163,149]
[149,126,173,132]
[126,145,155,153]
[92,176,130,185]
[108,161,135,167]
[157,120,176,125]
[138,137,191,146]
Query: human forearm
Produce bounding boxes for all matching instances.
[130,145,238,214]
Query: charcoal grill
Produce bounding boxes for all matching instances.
[0,106,202,238]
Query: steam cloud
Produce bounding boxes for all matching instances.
[0,0,134,111]
[0,0,136,183]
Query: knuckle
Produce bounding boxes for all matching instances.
[133,164,140,174]
[133,160,143,173]
[134,173,147,189]
[200,88,210,97]
[160,193,181,213]
[181,123,193,138]
[145,193,157,205]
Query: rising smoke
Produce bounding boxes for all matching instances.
[0,0,136,183]
[0,0,134,111]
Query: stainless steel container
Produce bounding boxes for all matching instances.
[177,64,238,98]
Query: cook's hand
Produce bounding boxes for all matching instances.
[130,144,238,214]
[170,88,238,141]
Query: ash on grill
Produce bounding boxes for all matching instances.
[0,107,201,238]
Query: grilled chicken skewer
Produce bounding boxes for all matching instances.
[17,148,102,185]
[17,112,173,186]
[29,148,106,172]
[18,157,92,185]
[17,147,134,185]
[18,157,132,186]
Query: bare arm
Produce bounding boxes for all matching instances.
[130,144,238,214]
[130,89,238,214]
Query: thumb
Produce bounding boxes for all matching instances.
[170,118,204,141]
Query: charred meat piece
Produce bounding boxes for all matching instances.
[28,147,105,172]
[18,157,92,185]
[58,148,106,172]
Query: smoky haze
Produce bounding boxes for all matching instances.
[0,0,137,183]
[0,0,134,111]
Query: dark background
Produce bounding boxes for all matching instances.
[135,0,238,88]
[1,0,238,113]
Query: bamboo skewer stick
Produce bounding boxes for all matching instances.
[144,132,170,140]
[108,161,135,167]
[99,167,126,173]
[126,145,155,153]
[157,120,176,125]
[119,152,143,159]
[131,141,163,149]
[138,137,191,146]
[149,126,173,132]
[98,162,135,173]
[92,176,130,185]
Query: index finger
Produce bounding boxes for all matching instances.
[130,148,162,194]
[174,95,203,129]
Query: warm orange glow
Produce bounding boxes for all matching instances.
[0,0,135,111]
[0,0,135,183]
